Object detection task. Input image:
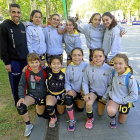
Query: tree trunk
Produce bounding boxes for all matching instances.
[30,0,36,11]
[46,0,50,23]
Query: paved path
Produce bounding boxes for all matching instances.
[30,25,140,140]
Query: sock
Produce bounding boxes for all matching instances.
[25,120,31,125]
[87,111,93,119]
[109,114,116,119]
[66,106,74,120]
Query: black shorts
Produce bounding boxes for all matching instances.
[46,54,63,64]
[38,53,46,61]
[28,94,46,105]
[89,49,94,62]
[67,54,72,60]
[91,91,106,105]
[47,92,65,105]
[74,92,84,101]
[109,98,131,114]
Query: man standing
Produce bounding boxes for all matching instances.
[0,4,28,106]
[75,13,79,21]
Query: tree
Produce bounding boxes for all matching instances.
[0,0,9,20]
[0,0,73,22]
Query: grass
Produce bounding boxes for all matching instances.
[0,60,36,140]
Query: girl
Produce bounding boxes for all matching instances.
[102,54,138,129]
[76,13,125,64]
[64,18,81,66]
[102,12,122,66]
[44,14,64,65]
[17,53,47,137]
[82,48,112,129]
[65,48,89,131]
[44,55,66,128]
[26,10,46,66]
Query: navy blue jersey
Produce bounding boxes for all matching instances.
[45,67,66,95]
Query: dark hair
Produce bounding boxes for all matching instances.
[102,12,117,30]
[27,53,41,64]
[67,18,75,26]
[71,47,84,56]
[114,54,133,74]
[75,17,79,22]
[9,4,20,12]
[51,13,60,19]
[30,10,42,22]
[89,13,101,23]
[50,55,62,65]
[92,48,105,57]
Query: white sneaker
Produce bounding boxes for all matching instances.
[24,124,33,137]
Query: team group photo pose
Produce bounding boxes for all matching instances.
[0,1,140,140]
[25,10,46,66]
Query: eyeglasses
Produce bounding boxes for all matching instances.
[52,18,60,22]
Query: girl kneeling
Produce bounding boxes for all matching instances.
[102,54,138,129]
[45,56,65,128]
[17,53,47,137]
[65,48,89,131]
[82,48,112,129]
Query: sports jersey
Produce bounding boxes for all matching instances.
[44,67,66,95]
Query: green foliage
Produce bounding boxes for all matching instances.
[77,0,140,19]
[0,0,73,22]
[36,0,73,22]
[16,0,31,21]
[0,0,9,20]
[0,16,3,21]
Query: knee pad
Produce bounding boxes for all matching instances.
[66,106,73,111]
[17,103,27,115]
[77,107,84,112]
[37,113,43,117]
[64,94,73,106]
[46,105,54,114]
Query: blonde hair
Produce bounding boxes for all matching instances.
[114,54,133,74]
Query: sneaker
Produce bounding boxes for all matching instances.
[110,117,117,129]
[85,117,94,129]
[68,119,76,131]
[24,124,33,137]
[49,117,57,128]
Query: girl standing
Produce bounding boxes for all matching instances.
[76,13,125,64]
[26,10,46,66]
[17,53,47,137]
[45,55,66,128]
[102,12,122,66]
[82,48,112,129]
[44,14,64,65]
[102,54,138,129]
[64,18,81,66]
[65,48,89,131]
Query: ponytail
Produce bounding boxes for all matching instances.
[128,65,133,75]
